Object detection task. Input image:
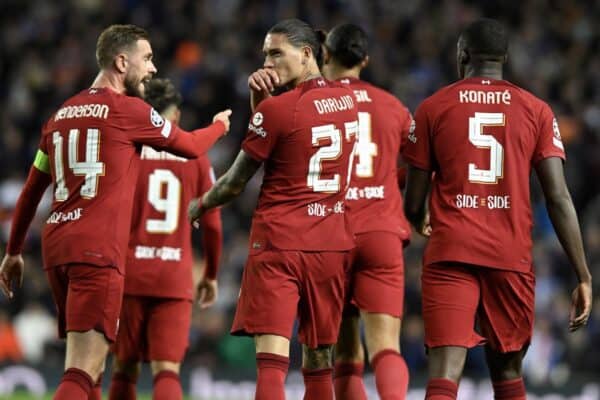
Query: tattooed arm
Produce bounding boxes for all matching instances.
[188,150,261,224]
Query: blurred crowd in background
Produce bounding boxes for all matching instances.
[0,0,599,388]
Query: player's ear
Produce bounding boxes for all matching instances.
[360,55,370,69]
[114,53,128,73]
[459,49,470,65]
[322,45,331,65]
[302,45,312,65]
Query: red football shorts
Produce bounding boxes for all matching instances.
[346,231,405,317]
[232,249,350,348]
[46,263,124,342]
[422,262,535,352]
[113,296,192,363]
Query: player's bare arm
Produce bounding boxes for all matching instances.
[188,150,261,224]
[404,165,432,237]
[535,157,593,331]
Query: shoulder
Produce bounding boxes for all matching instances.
[505,82,548,112]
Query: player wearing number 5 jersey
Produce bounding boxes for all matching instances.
[0,25,231,400]
[321,24,412,400]
[108,79,223,400]
[188,19,357,400]
[403,19,592,400]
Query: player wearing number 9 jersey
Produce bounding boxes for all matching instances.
[108,79,223,400]
[321,24,412,400]
[0,25,230,400]
[188,19,357,400]
[403,19,592,400]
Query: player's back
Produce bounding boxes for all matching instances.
[339,77,411,239]
[125,147,212,299]
[405,78,565,271]
[41,88,177,272]
[243,78,358,252]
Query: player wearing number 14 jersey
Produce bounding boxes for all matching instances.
[188,19,357,400]
[0,25,230,400]
[403,19,592,400]
[109,79,223,400]
[321,24,412,400]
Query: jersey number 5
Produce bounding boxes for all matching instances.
[468,112,505,184]
[307,121,358,193]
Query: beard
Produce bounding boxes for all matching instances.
[124,73,145,98]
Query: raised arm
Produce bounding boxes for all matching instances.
[166,110,231,158]
[535,157,592,331]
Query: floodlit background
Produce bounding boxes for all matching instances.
[0,0,598,398]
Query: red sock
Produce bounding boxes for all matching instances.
[302,368,333,400]
[334,362,367,400]
[256,352,289,400]
[109,372,137,400]
[153,371,182,400]
[89,374,102,400]
[371,349,409,400]
[425,378,458,400]
[493,378,527,400]
[54,368,94,400]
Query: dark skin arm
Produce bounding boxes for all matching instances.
[403,165,432,237]
[534,157,592,331]
[188,150,262,225]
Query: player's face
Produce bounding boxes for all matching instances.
[262,33,306,87]
[124,39,157,98]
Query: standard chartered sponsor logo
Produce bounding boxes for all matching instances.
[134,245,182,261]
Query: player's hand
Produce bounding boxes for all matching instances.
[248,68,280,93]
[188,197,205,229]
[212,109,232,134]
[196,278,218,309]
[569,281,592,332]
[417,212,432,237]
[0,254,24,300]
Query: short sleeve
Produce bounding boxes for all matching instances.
[533,102,566,165]
[402,101,433,170]
[241,98,283,162]
[119,97,177,147]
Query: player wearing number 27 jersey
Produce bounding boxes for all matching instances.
[188,19,358,399]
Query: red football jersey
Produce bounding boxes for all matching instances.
[242,78,358,251]
[124,147,217,299]
[338,77,412,240]
[403,78,566,272]
[39,87,222,273]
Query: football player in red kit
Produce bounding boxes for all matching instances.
[108,78,223,400]
[189,18,358,400]
[0,24,230,400]
[403,18,592,400]
[321,23,413,400]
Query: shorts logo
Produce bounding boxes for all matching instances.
[252,112,264,126]
[150,108,165,127]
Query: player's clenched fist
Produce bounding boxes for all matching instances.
[248,68,280,93]
[212,109,232,133]
[0,254,24,299]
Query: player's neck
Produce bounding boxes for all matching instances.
[323,64,361,81]
[91,71,127,94]
[464,61,503,80]
[294,71,322,86]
